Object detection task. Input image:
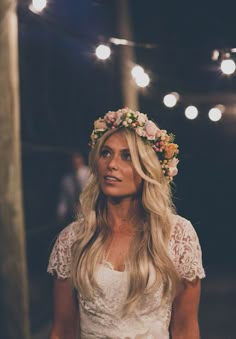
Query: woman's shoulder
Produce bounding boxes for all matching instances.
[56,221,79,245]
[170,214,196,237]
[169,214,201,251]
[55,213,87,247]
[47,221,82,279]
[168,214,206,281]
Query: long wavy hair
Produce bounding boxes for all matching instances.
[71,127,180,315]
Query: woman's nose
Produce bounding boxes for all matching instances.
[107,155,119,170]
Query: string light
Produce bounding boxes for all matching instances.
[221,58,236,75]
[131,65,144,78]
[211,49,220,61]
[215,104,225,113]
[135,72,150,88]
[109,37,157,49]
[211,49,236,76]
[208,107,222,122]
[95,44,111,60]
[185,105,198,120]
[29,0,47,13]
[21,5,236,122]
[163,92,179,108]
[131,65,150,88]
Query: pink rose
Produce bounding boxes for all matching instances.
[168,167,178,177]
[168,158,179,167]
[94,118,107,130]
[145,121,158,140]
[104,111,117,123]
[168,158,179,177]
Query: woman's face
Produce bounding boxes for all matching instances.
[97,132,142,200]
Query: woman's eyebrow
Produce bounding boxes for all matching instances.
[102,145,130,152]
[101,145,112,151]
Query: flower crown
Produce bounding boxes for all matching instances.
[90,108,179,182]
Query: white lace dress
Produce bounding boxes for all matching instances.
[47,215,205,339]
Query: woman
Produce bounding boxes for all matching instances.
[48,107,205,338]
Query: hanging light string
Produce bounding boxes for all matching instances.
[109,37,158,49]
[211,49,236,75]
[20,1,236,122]
[25,1,236,61]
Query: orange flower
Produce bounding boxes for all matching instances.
[164,143,178,159]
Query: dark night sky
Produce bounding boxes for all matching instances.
[18,0,236,272]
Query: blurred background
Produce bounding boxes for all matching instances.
[1,0,236,338]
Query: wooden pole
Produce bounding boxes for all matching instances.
[0,1,31,338]
[116,0,139,111]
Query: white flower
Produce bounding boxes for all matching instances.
[121,107,129,114]
[137,112,147,125]
[115,111,124,125]
[136,126,145,136]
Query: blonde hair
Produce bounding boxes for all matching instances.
[71,128,180,315]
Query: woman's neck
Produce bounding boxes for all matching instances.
[107,197,142,233]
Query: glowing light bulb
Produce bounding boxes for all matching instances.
[211,49,220,61]
[185,106,198,120]
[163,92,179,108]
[131,65,144,79]
[95,45,111,60]
[135,72,150,88]
[208,107,222,122]
[215,104,225,113]
[220,59,236,75]
[29,0,47,13]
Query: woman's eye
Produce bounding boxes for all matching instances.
[100,149,111,157]
[122,152,131,161]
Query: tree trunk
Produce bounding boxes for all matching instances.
[0,1,31,338]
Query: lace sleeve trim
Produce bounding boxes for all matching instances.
[47,223,76,279]
[169,216,206,281]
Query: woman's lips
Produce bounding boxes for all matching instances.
[104,175,121,182]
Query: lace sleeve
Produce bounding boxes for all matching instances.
[47,223,76,279]
[169,216,206,281]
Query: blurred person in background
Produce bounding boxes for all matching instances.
[48,108,205,338]
[56,151,90,226]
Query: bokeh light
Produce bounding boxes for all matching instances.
[220,59,236,75]
[29,0,47,13]
[185,105,199,120]
[208,107,222,121]
[95,45,111,60]
[131,65,145,79]
[135,72,150,88]
[163,92,179,108]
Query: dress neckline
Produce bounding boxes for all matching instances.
[102,260,126,273]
